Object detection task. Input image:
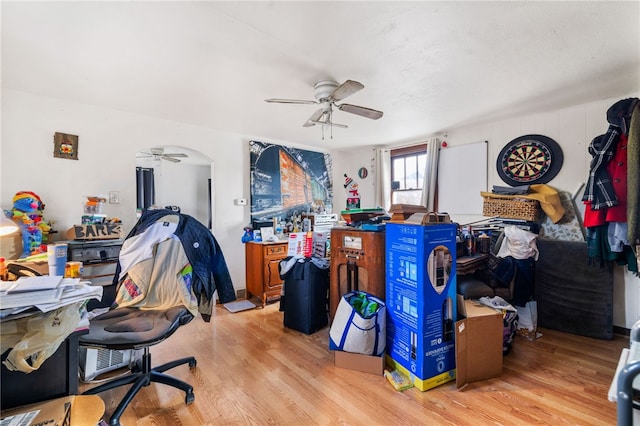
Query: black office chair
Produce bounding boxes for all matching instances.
[79,306,196,426]
[80,209,236,426]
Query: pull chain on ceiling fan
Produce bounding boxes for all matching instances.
[265,79,383,139]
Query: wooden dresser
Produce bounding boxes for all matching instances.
[245,240,288,306]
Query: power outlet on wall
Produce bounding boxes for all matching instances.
[109,191,120,204]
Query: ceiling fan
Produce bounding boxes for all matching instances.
[137,147,188,163]
[265,80,383,139]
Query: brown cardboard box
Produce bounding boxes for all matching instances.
[334,350,384,375]
[0,395,104,425]
[65,223,123,240]
[455,297,503,389]
[286,231,329,258]
[388,204,429,222]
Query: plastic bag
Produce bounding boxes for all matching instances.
[477,296,520,354]
[1,303,82,373]
[516,300,540,340]
[497,225,539,260]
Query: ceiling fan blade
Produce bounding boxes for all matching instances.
[162,156,181,163]
[265,98,317,105]
[164,153,188,158]
[337,103,384,120]
[303,109,324,127]
[329,80,364,102]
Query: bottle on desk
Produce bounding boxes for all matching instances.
[477,232,491,254]
[464,227,475,256]
[0,257,7,281]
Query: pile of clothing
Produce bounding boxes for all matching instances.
[582,97,640,275]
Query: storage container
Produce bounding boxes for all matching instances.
[482,195,542,221]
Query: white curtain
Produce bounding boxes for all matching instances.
[420,138,440,211]
[374,148,391,212]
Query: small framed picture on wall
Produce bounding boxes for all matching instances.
[53,132,79,160]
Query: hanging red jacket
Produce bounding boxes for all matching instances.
[583,133,628,227]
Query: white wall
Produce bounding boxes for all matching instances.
[331,146,377,212]
[152,162,212,226]
[340,92,640,329]
[0,89,254,292]
[0,89,336,294]
[444,94,640,329]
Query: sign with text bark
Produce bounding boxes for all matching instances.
[65,224,123,240]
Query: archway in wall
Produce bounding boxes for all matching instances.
[135,146,214,229]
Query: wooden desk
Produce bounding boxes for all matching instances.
[456,254,489,275]
[1,329,87,410]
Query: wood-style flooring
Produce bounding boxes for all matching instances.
[79,302,628,425]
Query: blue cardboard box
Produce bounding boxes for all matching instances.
[384,222,457,391]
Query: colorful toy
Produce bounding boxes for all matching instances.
[11,191,52,258]
[241,226,254,243]
[344,174,360,209]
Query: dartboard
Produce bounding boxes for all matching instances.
[497,134,563,186]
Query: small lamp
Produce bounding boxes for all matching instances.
[0,215,19,236]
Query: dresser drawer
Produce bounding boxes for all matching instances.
[264,243,287,258]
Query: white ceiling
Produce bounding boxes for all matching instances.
[2,1,639,152]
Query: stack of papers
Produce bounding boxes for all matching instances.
[5,275,63,293]
[0,276,102,319]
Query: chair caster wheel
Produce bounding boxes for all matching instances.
[189,359,197,369]
[185,390,195,405]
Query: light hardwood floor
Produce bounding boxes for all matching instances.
[79,302,628,425]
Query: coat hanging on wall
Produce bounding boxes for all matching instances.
[581,97,640,276]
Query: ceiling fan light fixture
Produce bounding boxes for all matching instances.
[313,80,340,101]
[267,78,383,136]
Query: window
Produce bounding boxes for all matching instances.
[391,144,427,205]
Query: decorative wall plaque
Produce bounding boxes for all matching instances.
[53,132,79,160]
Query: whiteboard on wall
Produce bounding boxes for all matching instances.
[437,141,487,215]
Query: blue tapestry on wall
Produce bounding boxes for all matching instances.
[249,140,333,226]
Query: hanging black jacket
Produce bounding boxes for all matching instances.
[114,209,236,321]
[582,97,639,209]
[492,256,536,308]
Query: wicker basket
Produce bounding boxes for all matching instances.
[482,195,542,221]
